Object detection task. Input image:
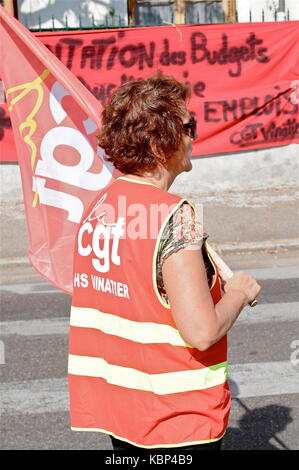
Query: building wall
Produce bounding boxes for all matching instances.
[236,0,299,22]
[171,144,299,196]
[1,144,298,202]
[16,0,128,29]
[16,0,299,29]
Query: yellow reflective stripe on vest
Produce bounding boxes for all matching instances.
[68,354,228,395]
[70,305,192,347]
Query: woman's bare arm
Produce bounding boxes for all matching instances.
[162,245,260,351]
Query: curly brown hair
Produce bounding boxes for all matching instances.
[97,74,190,175]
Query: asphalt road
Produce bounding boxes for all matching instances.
[0,250,298,450]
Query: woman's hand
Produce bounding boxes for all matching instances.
[162,246,262,351]
[222,271,261,307]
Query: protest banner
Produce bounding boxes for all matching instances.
[1,20,298,162]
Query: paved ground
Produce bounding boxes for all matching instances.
[1,251,298,451]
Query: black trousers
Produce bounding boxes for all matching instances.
[110,436,222,451]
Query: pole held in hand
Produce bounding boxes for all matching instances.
[206,243,257,308]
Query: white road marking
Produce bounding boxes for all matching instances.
[0,361,298,415]
[1,317,70,336]
[0,282,62,294]
[1,302,298,337]
[237,302,299,324]
[0,265,298,295]
[0,378,68,414]
[244,265,299,280]
[228,360,299,399]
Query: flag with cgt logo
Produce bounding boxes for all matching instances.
[0,6,118,294]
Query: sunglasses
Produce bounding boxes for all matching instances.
[183,116,197,139]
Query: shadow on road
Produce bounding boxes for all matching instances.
[223,391,292,450]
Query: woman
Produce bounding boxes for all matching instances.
[68,74,261,451]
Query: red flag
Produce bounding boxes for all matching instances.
[0,6,118,294]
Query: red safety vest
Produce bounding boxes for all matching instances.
[68,177,231,448]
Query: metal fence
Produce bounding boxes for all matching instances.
[28,7,292,32]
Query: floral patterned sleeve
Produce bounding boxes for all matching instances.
[156,202,209,305]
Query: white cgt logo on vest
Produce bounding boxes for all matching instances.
[77,193,125,273]
[75,194,130,299]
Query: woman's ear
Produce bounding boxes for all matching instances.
[150,141,167,166]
